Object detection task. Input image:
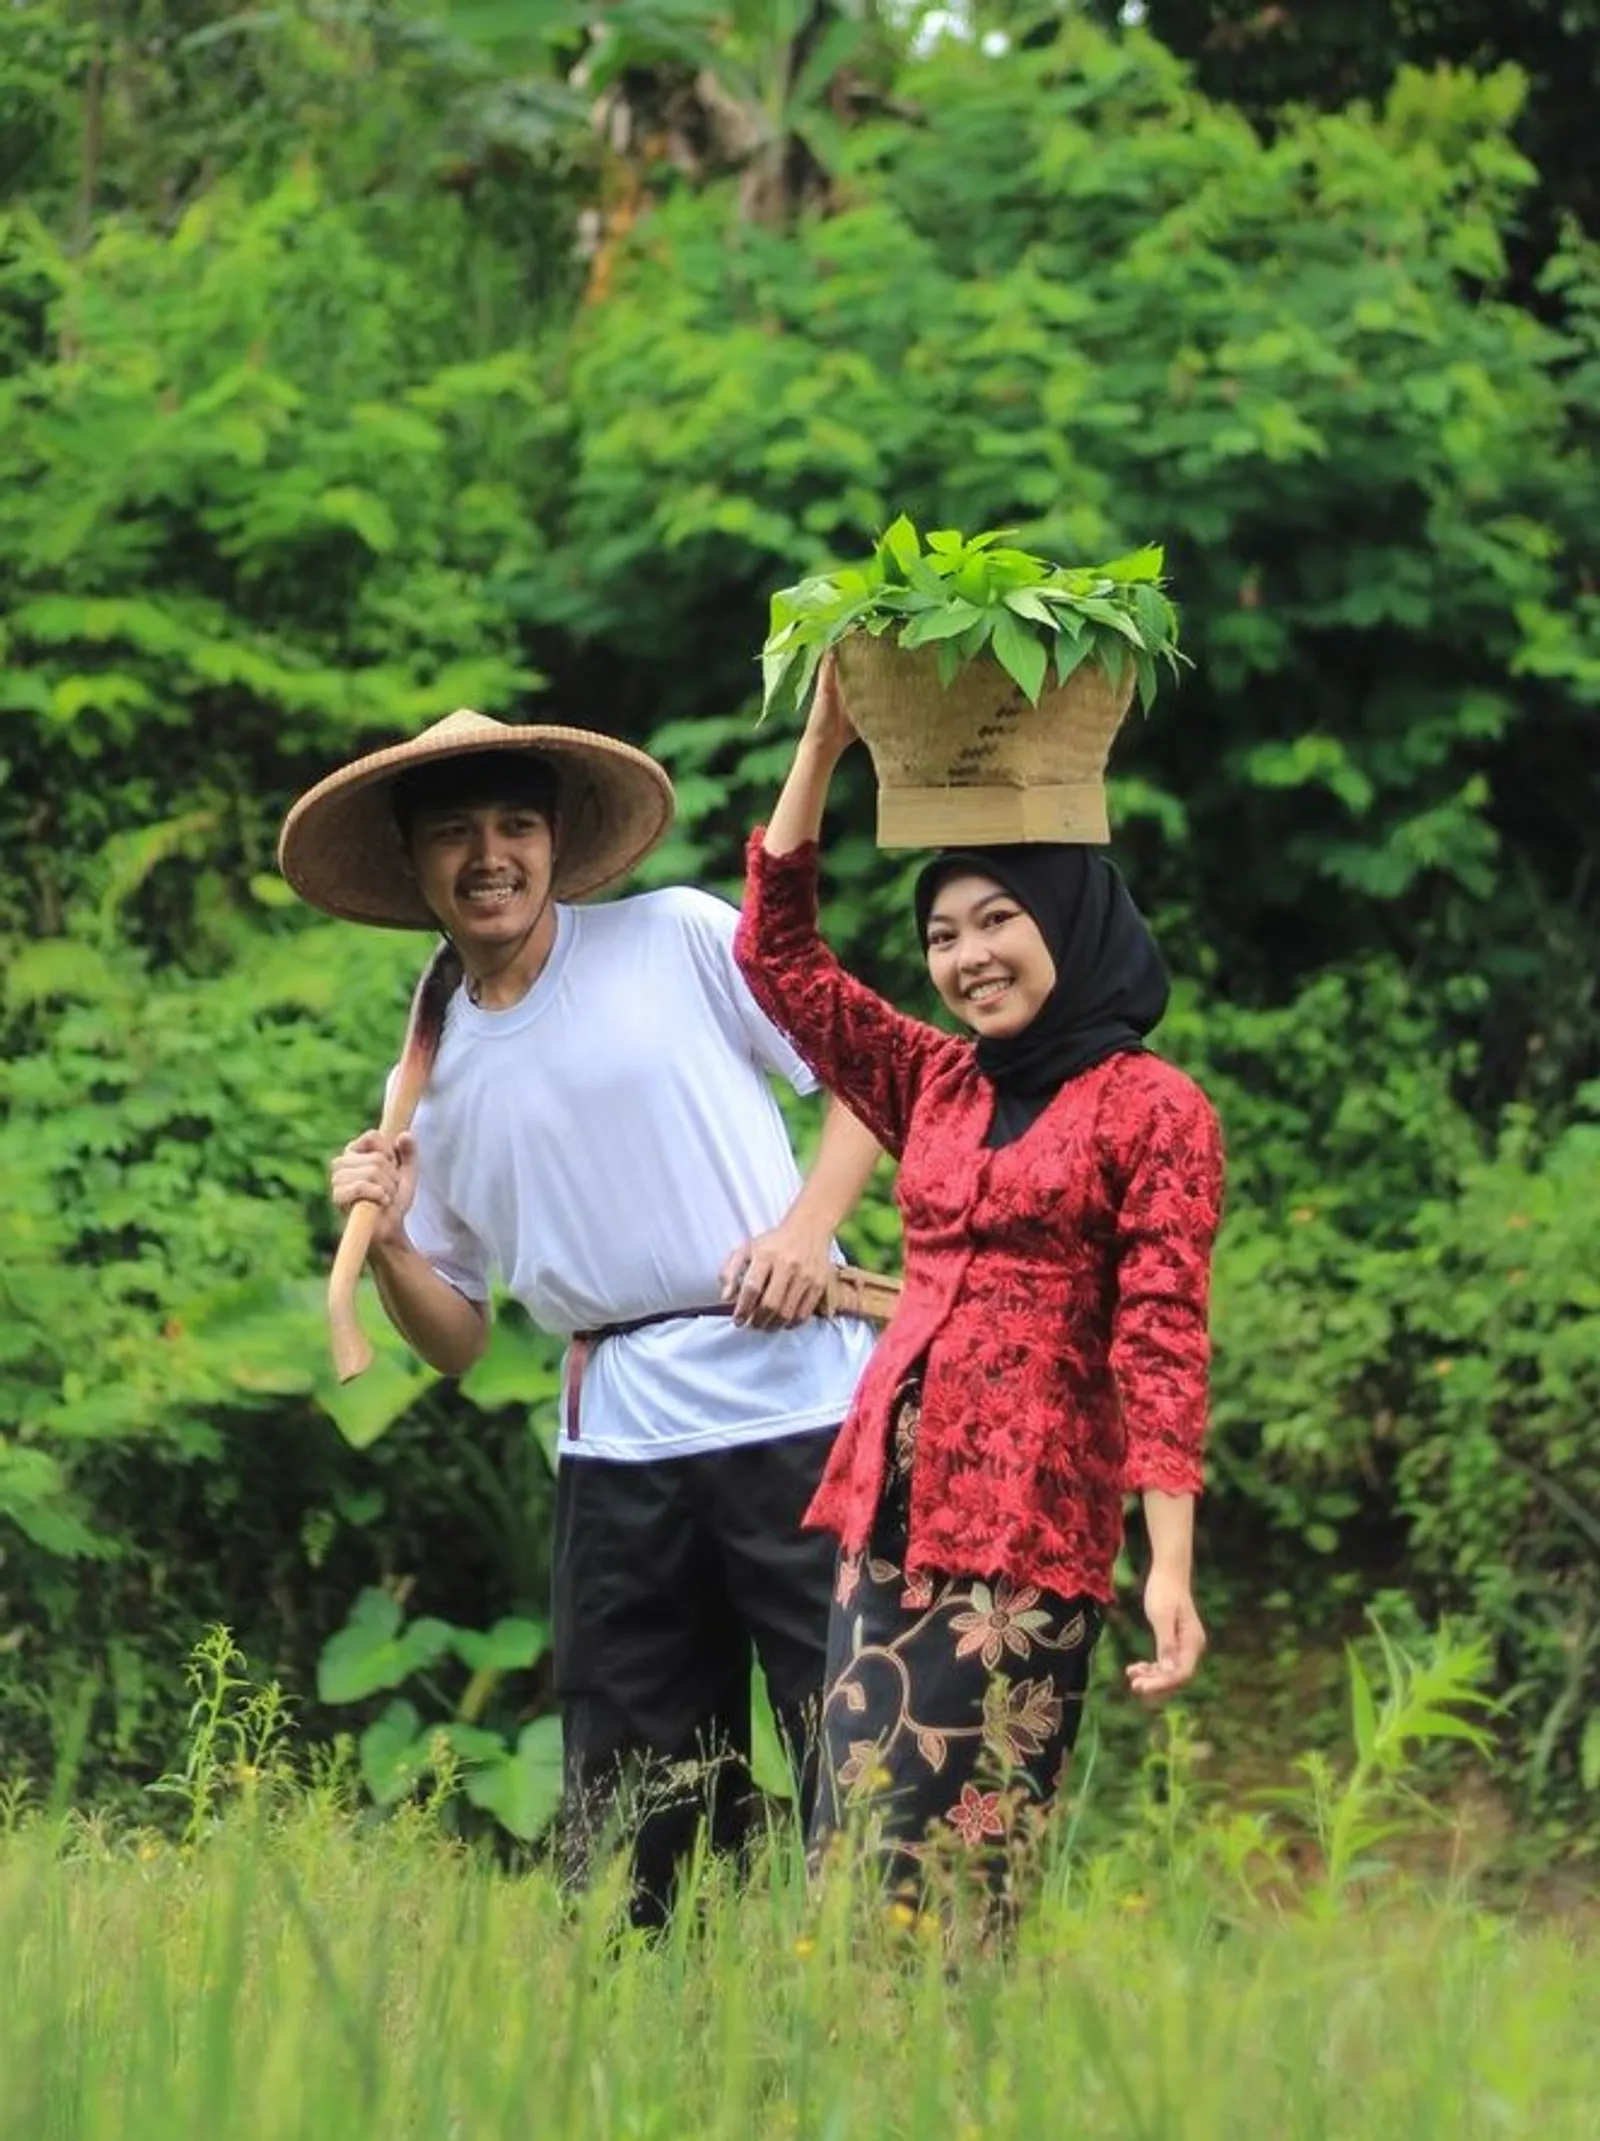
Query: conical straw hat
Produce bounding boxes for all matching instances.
[278,709,676,928]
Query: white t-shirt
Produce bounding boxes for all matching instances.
[401,886,877,1461]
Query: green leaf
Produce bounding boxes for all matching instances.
[1096,544,1165,584]
[358,1700,428,1806]
[316,1337,435,1449]
[1003,588,1061,628]
[1054,636,1093,686]
[980,548,1050,587]
[990,609,1048,703]
[1348,1648,1377,1765]
[437,1722,509,1767]
[1131,582,1177,652]
[459,1716,564,1841]
[903,550,948,598]
[317,1588,455,1704]
[1038,598,1086,637]
[760,640,801,721]
[450,1616,551,1673]
[878,514,922,577]
[897,601,983,649]
[458,1313,560,1413]
[1134,649,1159,713]
[749,1667,794,1803]
[1073,597,1143,644]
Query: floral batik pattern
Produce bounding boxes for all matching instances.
[809,1389,1101,1906]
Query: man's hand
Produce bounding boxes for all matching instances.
[1125,1568,1206,1703]
[719,1218,834,1330]
[330,1129,418,1252]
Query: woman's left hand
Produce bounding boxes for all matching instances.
[719,1217,832,1329]
[1126,1569,1206,1702]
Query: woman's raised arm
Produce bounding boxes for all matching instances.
[736,659,958,1157]
[762,654,858,856]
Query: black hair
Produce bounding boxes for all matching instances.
[391,751,561,838]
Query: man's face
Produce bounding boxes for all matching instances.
[407,798,557,954]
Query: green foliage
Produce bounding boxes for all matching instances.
[315,1587,561,1842]
[1256,1618,1497,1908]
[760,515,1185,720]
[148,1626,295,1845]
[545,35,1598,1031]
[1,0,1598,1844]
[1205,1059,1600,1814]
[1084,1,1600,282]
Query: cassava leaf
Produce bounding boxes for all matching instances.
[878,514,922,575]
[1003,588,1060,628]
[990,609,1049,702]
[1097,544,1165,583]
[898,601,983,648]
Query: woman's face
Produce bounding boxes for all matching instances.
[923,872,1057,1038]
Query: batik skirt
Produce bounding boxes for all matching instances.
[808,1384,1102,1905]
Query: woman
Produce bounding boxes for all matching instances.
[732,658,1225,1904]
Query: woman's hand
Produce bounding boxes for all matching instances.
[763,653,861,857]
[1125,1567,1207,1702]
[719,1216,832,1329]
[800,651,859,762]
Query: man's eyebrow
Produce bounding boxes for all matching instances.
[415,800,542,821]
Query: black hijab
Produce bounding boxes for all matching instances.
[913,845,1170,1148]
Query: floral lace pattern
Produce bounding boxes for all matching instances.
[734,833,1226,1602]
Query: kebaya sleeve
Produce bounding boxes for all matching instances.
[1109,1074,1226,1497]
[733,830,954,1160]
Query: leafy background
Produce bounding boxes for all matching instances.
[1,0,1596,1853]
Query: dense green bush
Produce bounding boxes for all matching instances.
[1,2,1596,1833]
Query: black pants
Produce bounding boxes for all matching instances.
[552,1424,838,1926]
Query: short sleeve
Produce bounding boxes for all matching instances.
[403,1166,492,1304]
[385,1067,492,1303]
[674,887,820,1096]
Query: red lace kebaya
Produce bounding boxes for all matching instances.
[734,832,1226,1604]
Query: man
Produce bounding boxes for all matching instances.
[279,708,881,1922]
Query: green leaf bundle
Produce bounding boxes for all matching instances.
[761,517,1188,724]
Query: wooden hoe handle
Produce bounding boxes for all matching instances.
[822,1264,902,1326]
[327,942,461,1384]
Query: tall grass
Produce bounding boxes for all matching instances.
[1,1629,1593,2141]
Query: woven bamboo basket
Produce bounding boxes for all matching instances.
[835,632,1137,848]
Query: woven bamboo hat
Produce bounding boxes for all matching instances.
[277,709,676,929]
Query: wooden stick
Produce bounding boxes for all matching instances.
[328,940,462,1383]
[821,1264,902,1326]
